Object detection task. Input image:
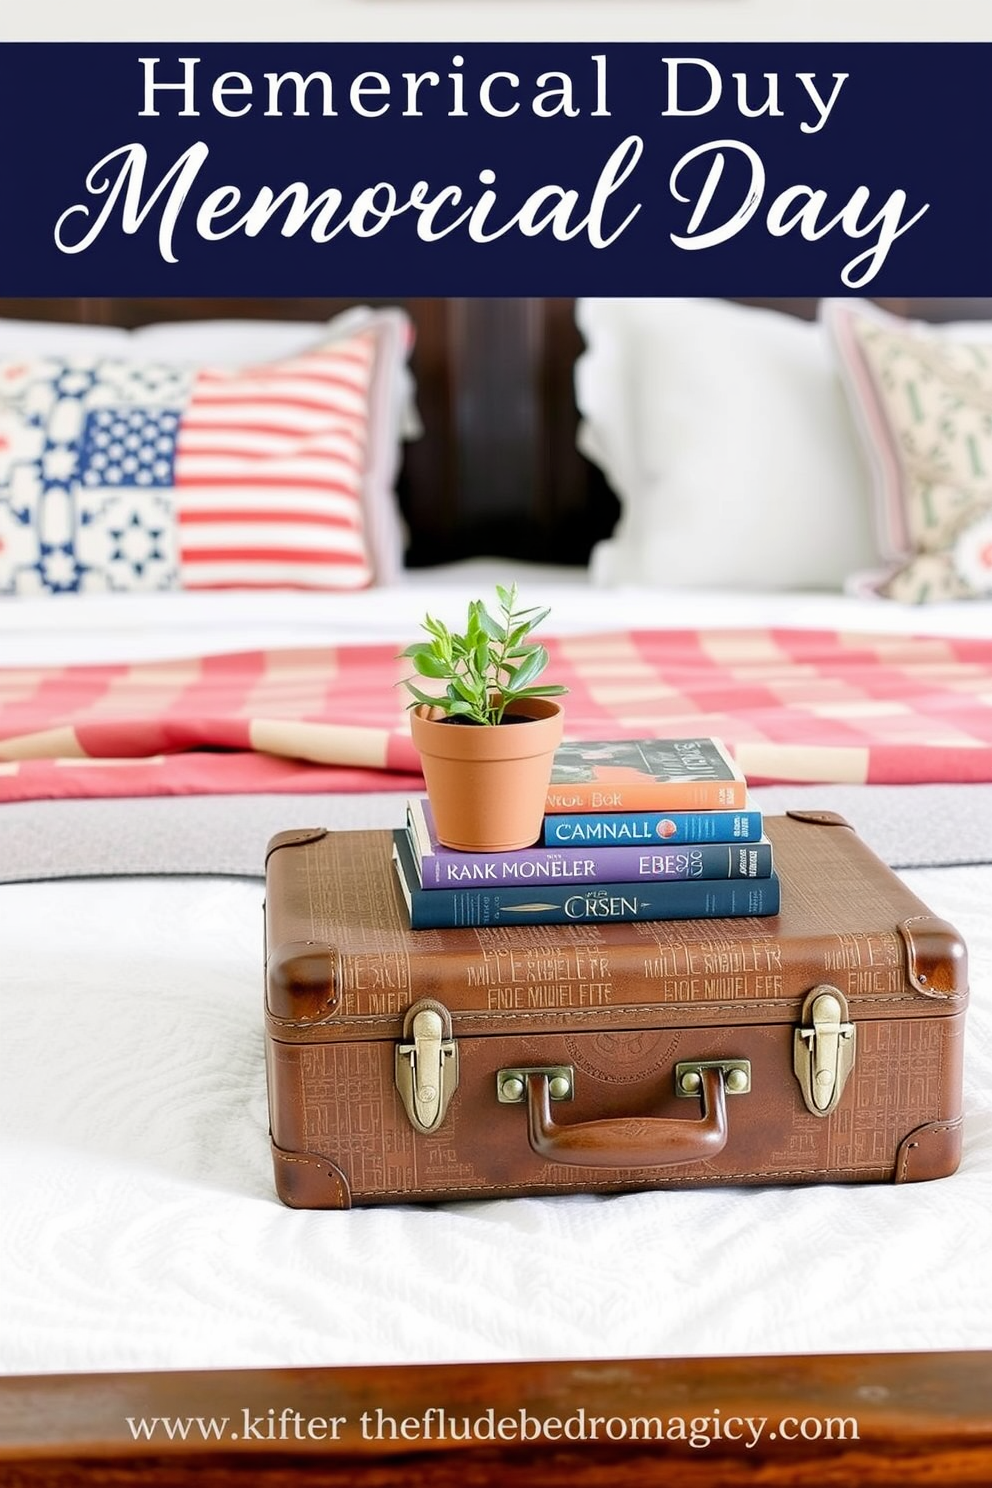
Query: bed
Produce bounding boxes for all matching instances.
[1,294,991,1485]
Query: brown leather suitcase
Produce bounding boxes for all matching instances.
[264,810,968,1208]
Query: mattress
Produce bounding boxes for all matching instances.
[1,572,991,1375]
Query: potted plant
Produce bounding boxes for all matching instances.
[400,584,568,852]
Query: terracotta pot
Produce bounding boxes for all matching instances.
[410,698,565,852]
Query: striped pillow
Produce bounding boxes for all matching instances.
[0,316,411,595]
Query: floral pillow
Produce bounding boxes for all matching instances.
[825,299,992,602]
[0,311,412,596]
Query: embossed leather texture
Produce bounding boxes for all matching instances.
[264,815,968,1208]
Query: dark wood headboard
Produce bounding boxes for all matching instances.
[4,295,992,571]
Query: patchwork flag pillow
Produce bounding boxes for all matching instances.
[825,299,992,603]
[0,325,402,595]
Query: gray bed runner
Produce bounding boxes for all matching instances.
[2,783,991,884]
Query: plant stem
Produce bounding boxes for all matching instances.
[490,592,518,725]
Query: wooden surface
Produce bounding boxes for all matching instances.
[1,1352,990,1486]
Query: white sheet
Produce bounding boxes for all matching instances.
[1,857,989,1375]
[3,563,992,667]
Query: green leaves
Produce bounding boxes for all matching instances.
[504,644,548,693]
[403,647,451,680]
[398,584,568,725]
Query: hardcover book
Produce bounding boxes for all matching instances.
[393,828,780,929]
[543,808,764,846]
[407,798,773,887]
[544,737,747,813]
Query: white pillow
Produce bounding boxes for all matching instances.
[575,298,879,591]
[0,320,130,358]
[0,307,414,586]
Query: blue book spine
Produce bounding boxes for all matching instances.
[408,798,772,886]
[393,832,780,929]
[543,809,764,847]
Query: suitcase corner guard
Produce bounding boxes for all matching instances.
[895,1116,965,1184]
[270,1140,352,1209]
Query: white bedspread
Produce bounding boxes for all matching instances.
[0,858,989,1375]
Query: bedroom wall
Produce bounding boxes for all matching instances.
[3,0,991,42]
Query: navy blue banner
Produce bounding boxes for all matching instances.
[0,43,982,295]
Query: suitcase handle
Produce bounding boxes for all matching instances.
[524,1066,729,1169]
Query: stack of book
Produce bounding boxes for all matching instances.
[392,736,781,928]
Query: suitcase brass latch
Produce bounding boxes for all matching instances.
[794,985,856,1117]
[395,999,459,1134]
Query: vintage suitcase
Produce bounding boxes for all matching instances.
[264,810,968,1208]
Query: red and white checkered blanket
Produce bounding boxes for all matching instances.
[3,628,992,803]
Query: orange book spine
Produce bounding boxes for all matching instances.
[544,778,749,814]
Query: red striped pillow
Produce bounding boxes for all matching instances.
[0,314,412,596]
[177,335,376,589]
